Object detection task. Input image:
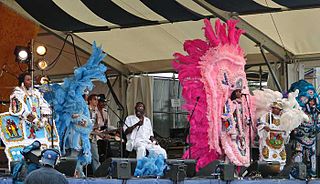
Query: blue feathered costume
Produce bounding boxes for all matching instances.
[44,42,107,166]
[289,80,320,178]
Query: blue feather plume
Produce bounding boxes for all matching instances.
[43,42,107,164]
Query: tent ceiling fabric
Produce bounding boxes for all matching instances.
[140,0,206,21]
[81,0,156,27]
[205,0,280,14]
[8,0,320,73]
[15,0,320,31]
[272,0,320,9]
[15,0,108,32]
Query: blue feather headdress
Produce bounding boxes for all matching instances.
[44,42,107,164]
[288,80,320,109]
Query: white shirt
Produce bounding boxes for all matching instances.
[123,115,153,144]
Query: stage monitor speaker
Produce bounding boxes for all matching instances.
[94,158,136,179]
[291,162,306,180]
[165,163,187,182]
[196,160,221,177]
[258,161,280,178]
[219,163,235,181]
[165,159,196,182]
[55,157,77,177]
[166,159,196,177]
[242,161,280,178]
[195,160,234,180]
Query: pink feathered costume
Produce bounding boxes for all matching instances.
[173,19,255,171]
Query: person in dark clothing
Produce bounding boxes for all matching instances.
[24,149,68,184]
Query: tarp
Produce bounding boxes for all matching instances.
[3,0,320,73]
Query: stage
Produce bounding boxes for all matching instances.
[0,177,317,184]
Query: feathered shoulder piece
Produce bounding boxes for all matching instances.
[173,19,253,170]
[253,89,308,134]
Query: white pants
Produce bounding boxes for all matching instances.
[134,141,167,159]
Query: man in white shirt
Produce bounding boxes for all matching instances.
[123,102,167,159]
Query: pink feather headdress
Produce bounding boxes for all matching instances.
[173,19,254,170]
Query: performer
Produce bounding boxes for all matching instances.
[9,72,51,138]
[257,100,288,170]
[173,19,254,170]
[41,42,107,178]
[222,86,251,166]
[253,88,308,176]
[88,94,102,173]
[289,80,320,178]
[123,102,167,159]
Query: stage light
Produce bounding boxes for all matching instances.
[36,45,47,56]
[14,46,31,63]
[37,59,48,70]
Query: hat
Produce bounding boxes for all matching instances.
[83,89,89,95]
[98,94,107,102]
[271,100,283,110]
[41,149,60,167]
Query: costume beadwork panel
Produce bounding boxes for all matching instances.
[0,87,59,162]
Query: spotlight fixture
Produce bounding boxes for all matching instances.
[37,59,48,70]
[36,45,47,56]
[14,46,31,63]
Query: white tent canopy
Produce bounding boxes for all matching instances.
[3,0,320,75]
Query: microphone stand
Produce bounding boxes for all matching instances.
[243,94,253,164]
[44,80,55,148]
[186,97,200,159]
[105,103,128,129]
[106,76,126,158]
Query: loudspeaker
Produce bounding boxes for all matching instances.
[196,160,221,177]
[291,162,306,179]
[165,163,186,182]
[94,158,136,179]
[242,161,280,178]
[55,157,77,177]
[258,161,280,178]
[196,160,234,180]
[166,159,196,177]
[219,163,234,181]
[165,159,196,182]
